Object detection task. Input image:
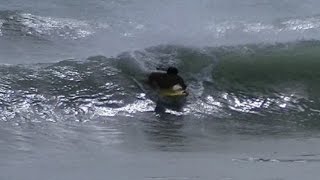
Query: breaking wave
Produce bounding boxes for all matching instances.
[0,40,319,128]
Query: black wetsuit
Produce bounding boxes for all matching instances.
[148,72,187,90]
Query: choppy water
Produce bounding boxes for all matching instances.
[1,0,320,180]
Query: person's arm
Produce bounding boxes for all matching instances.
[178,76,187,90]
[177,76,189,96]
[147,73,159,89]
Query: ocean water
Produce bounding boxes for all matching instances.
[1,0,320,180]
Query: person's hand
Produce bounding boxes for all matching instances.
[183,90,189,96]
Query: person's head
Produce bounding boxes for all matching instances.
[166,67,178,75]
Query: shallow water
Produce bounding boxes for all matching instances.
[1,117,320,180]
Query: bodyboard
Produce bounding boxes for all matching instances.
[159,89,188,97]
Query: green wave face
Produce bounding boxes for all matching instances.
[211,41,320,94]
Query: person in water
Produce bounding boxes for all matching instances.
[147,67,187,91]
[148,67,187,113]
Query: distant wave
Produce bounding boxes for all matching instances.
[208,15,320,37]
[2,11,320,44]
[0,11,108,40]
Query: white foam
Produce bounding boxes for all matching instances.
[19,13,109,39]
[282,17,320,31]
[95,99,155,117]
[0,19,4,36]
[206,16,320,41]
